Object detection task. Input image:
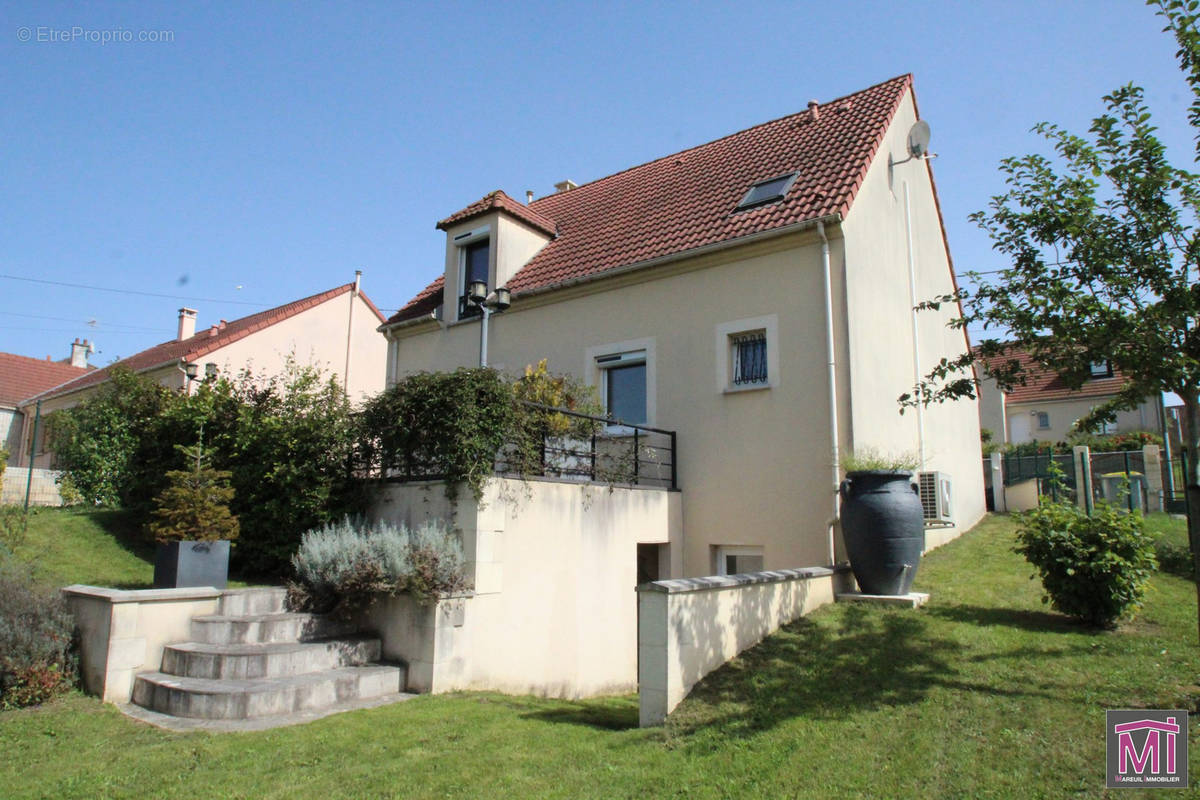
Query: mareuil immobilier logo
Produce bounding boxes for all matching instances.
[1106,710,1188,789]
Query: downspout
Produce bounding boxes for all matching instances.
[904,181,926,470]
[343,270,362,395]
[819,220,840,567]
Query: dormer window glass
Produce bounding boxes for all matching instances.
[736,172,798,212]
[1089,360,1113,378]
[457,235,490,320]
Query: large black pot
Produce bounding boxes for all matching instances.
[839,471,924,595]
[154,540,231,589]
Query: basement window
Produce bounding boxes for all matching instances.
[736,172,798,211]
[716,546,764,576]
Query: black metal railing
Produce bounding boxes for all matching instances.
[364,401,678,490]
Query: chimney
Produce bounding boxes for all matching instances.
[177,307,197,341]
[69,338,90,368]
[526,190,534,204]
[554,179,578,194]
[808,99,820,121]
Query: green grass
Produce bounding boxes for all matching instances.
[3,514,1200,798]
[3,506,250,589]
[6,506,157,589]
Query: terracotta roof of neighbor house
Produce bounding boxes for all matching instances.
[27,283,387,404]
[976,346,1129,404]
[388,74,914,325]
[0,352,94,408]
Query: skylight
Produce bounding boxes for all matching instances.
[736,173,797,211]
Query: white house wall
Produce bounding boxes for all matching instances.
[840,87,986,547]
[1004,396,1163,445]
[195,292,386,403]
[388,229,851,577]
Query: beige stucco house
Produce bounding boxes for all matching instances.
[380,74,986,581]
[15,279,388,468]
[976,345,1166,446]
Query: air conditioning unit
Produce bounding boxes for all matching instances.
[918,471,954,527]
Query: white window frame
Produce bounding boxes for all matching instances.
[453,224,491,323]
[715,545,765,576]
[1089,360,1113,378]
[715,314,779,393]
[585,337,656,433]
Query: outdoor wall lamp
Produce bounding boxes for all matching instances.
[467,281,511,367]
[184,362,200,382]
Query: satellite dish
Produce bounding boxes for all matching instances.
[907,120,931,159]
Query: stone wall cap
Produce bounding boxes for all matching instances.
[61,584,224,603]
[639,566,839,594]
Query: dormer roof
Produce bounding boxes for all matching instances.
[436,190,558,238]
[387,74,914,326]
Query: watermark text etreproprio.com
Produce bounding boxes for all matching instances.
[16,26,175,44]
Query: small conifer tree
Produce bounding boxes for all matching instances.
[148,429,239,543]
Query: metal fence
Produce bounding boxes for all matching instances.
[365,401,678,490]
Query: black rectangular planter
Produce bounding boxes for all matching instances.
[153,540,231,589]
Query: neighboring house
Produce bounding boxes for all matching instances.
[976,346,1166,446]
[15,279,388,468]
[0,340,94,458]
[380,74,986,579]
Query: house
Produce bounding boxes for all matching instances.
[15,278,388,468]
[0,340,94,458]
[65,75,990,728]
[380,73,986,579]
[975,345,1167,446]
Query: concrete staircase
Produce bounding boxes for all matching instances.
[130,588,408,727]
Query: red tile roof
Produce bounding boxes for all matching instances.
[388,74,913,325]
[976,346,1129,404]
[437,190,558,237]
[0,353,93,408]
[27,283,387,404]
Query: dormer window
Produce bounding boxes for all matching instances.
[1089,360,1113,378]
[455,227,490,320]
[736,172,798,212]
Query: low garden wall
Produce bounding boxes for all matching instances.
[61,585,222,703]
[637,566,847,726]
[364,476,682,698]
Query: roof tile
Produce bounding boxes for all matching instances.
[0,353,93,408]
[388,75,912,324]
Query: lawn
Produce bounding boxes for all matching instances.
[3,506,250,589]
[2,513,1199,798]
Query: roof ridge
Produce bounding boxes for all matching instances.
[528,73,913,206]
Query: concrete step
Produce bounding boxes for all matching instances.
[132,664,405,720]
[161,636,382,680]
[190,612,359,645]
[218,587,288,617]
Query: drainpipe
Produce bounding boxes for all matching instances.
[904,181,926,470]
[343,270,361,395]
[819,220,840,567]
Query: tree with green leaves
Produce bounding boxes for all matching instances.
[901,0,1200,636]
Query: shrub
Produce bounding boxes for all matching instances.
[0,506,28,551]
[48,367,186,508]
[842,446,920,473]
[291,517,465,612]
[203,361,362,575]
[0,446,8,493]
[147,442,239,543]
[0,559,75,709]
[356,368,516,502]
[1014,498,1158,627]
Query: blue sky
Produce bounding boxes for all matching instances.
[0,0,1193,370]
